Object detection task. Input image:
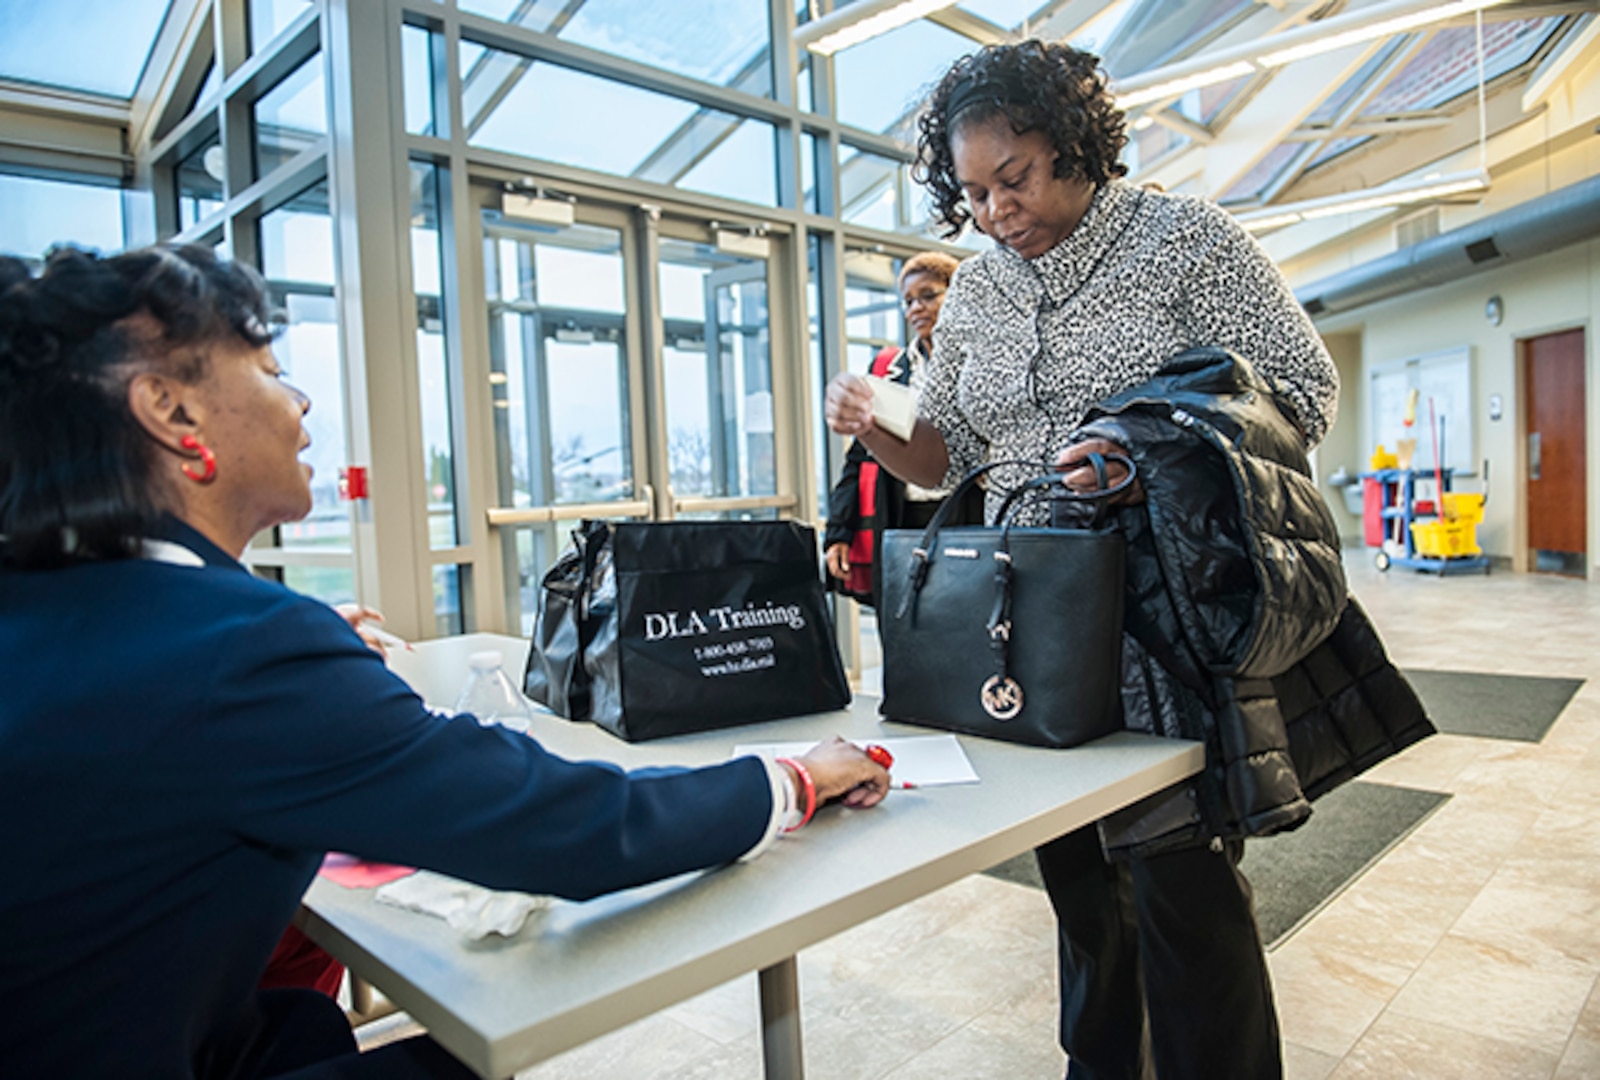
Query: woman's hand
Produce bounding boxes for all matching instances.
[824,542,851,581]
[1055,437,1145,505]
[335,603,394,657]
[794,736,890,809]
[824,373,876,438]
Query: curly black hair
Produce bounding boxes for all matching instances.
[914,41,1128,239]
[0,244,274,568]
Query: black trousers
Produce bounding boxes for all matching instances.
[1034,825,1281,1080]
[226,989,478,1080]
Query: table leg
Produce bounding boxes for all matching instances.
[758,956,805,1080]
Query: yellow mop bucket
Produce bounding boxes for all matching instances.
[1410,492,1485,558]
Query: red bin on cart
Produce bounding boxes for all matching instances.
[1362,477,1384,548]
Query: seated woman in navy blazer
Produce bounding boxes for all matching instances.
[0,245,889,1080]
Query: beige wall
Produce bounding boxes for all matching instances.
[1311,239,1599,571]
[1319,331,1366,542]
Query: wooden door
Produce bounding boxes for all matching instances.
[1524,329,1586,556]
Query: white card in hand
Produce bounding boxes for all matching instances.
[865,375,916,440]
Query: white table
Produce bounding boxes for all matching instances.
[297,634,1202,1079]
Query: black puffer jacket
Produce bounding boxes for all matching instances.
[1058,348,1434,857]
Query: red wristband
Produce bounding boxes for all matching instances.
[776,757,816,832]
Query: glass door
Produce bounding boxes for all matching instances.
[657,224,793,519]
[474,191,801,632]
[481,203,649,632]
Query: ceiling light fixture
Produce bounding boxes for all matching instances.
[794,0,961,56]
[1113,0,1515,109]
[1233,169,1490,232]
[1117,62,1257,109]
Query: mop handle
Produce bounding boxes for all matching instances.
[1430,397,1445,516]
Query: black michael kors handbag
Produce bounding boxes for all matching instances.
[878,458,1131,749]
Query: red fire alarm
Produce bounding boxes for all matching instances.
[339,465,369,501]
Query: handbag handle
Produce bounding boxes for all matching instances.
[991,452,1137,525]
[564,519,611,626]
[894,454,1136,622]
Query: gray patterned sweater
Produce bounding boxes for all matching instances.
[920,178,1338,524]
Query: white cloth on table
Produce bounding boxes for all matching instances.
[375,870,552,940]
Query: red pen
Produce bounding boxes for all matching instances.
[865,744,894,770]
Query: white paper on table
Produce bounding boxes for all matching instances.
[865,375,916,440]
[731,734,978,787]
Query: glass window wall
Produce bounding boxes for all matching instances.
[466,50,778,207]
[0,174,124,260]
[410,162,461,549]
[281,565,355,604]
[801,131,822,214]
[259,182,351,555]
[483,210,635,637]
[402,24,436,137]
[659,236,775,500]
[176,137,226,229]
[460,0,773,93]
[253,56,327,180]
[796,56,814,112]
[482,214,633,511]
[806,233,828,511]
[843,248,902,375]
[660,116,778,207]
[840,146,910,232]
[250,0,314,54]
[433,564,465,636]
[832,20,973,136]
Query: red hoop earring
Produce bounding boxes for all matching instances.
[179,434,217,484]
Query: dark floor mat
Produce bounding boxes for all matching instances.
[1240,780,1447,945]
[1401,668,1582,742]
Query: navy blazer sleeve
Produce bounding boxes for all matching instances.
[167,594,770,900]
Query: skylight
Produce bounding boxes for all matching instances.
[1360,18,1564,118]
[0,0,174,99]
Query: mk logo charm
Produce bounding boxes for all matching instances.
[980,674,1023,720]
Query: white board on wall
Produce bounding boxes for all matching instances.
[1369,347,1474,472]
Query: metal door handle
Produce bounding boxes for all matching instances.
[1528,432,1541,481]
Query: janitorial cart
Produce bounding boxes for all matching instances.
[1361,395,1490,575]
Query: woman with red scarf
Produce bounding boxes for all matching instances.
[824,251,982,608]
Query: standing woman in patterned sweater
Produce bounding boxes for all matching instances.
[824,41,1338,1080]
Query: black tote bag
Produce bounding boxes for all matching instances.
[878,459,1131,749]
[524,519,610,721]
[525,519,851,741]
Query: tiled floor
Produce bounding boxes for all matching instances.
[361,553,1600,1078]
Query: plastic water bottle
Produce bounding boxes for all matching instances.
[454,651,535,733]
